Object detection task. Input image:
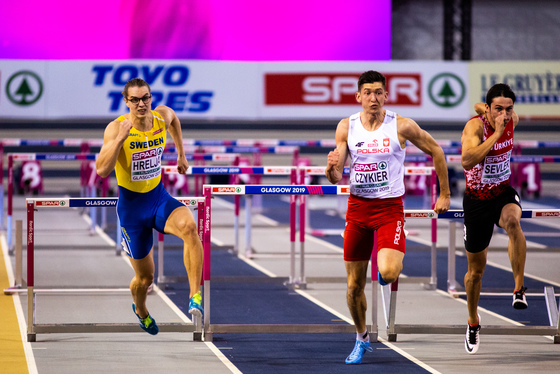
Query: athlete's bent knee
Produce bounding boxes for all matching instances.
[378,264,400,284]
[466,269,484,284]
[137,274,154,289]
[347,282,365,298]
[175,218,198,239]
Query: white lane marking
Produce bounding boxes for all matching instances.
[1,234,39,374]
[485,260,560,288]
[82,213,243,373]
[204,342,243,374]
[294,288,441,374]
[237,256,278,278]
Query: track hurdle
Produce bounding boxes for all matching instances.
[201,184,371,342]
[6,153,97,250]
[21,197,204,342]
[4,152,239,249]
[286,166,438,290]
[155,196,205,289]
[382,209,560,344]
[162,165,297,257]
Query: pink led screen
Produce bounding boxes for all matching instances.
[0,1,391,60]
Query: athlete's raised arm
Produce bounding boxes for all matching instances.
[326,118,350,184]
[96,118,133,178]
[398,116,450,213]
[155,105,189,174]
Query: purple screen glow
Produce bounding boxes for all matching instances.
[0,1,391,61]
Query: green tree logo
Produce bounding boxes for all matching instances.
[428,73,465,108]
[6,70,43,106]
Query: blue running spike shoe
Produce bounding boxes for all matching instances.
[345,340,373,364]
[188,291,204,318]
[377,269,388,286]
[132,303,159,335]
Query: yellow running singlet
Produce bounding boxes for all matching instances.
[114,111,167,193]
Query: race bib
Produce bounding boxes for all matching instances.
[352,161,390,193]
[482,151,511,184]
[130,147,163,181]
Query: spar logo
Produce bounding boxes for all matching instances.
[6,70,44,106]
[265,73,421,105]
[36,200,66,207]
[212,186,242,193]
[428,73,466,108]
[536,211,559,217]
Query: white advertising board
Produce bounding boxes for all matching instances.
[1,60,470,121]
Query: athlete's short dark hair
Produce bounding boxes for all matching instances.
[486,83,516,106]
[358,70,386,91]
[122,78,151,99]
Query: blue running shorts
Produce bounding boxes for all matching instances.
[117,181,184,259]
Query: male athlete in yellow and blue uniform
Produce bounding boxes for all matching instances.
[96,78,203,335]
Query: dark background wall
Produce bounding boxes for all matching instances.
[392,0,560,60]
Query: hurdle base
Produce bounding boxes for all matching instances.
[28,334,36,342]
[389,324,560,342]
[208,324,361,335]
[157,275,189,289]
[3,283,27,295]
[32,322,197,335]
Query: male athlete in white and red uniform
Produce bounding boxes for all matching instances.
[461,83,527,355]
[326,70,451,364]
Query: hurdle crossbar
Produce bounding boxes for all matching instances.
[23,197,203,342]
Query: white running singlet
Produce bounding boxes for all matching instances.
[347,110,406,199]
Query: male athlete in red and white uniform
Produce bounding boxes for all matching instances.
[326,70,451,364]
[461,83,527,355]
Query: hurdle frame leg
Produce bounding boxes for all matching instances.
[544,286,560,343]
[27,200,36,342]
[4,220,26,294]
[203,187,213,341]
[447,221,458,293]
[244,195,253,258]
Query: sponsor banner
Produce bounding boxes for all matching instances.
[12,154,37,161]
[259,61,470,120]
[70,198,118,207]
[338,186,350,194]
[264,167,293,174]
[405,167,434,175]
[469,62,560,118]
[244,185,338,195]
[35,199,69,207]
[177,198,199,206]
[211,186,243,194]
[1,60,468,121]
[0,60,258,119]
[534,211,560,217]
[0,60,47,118]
